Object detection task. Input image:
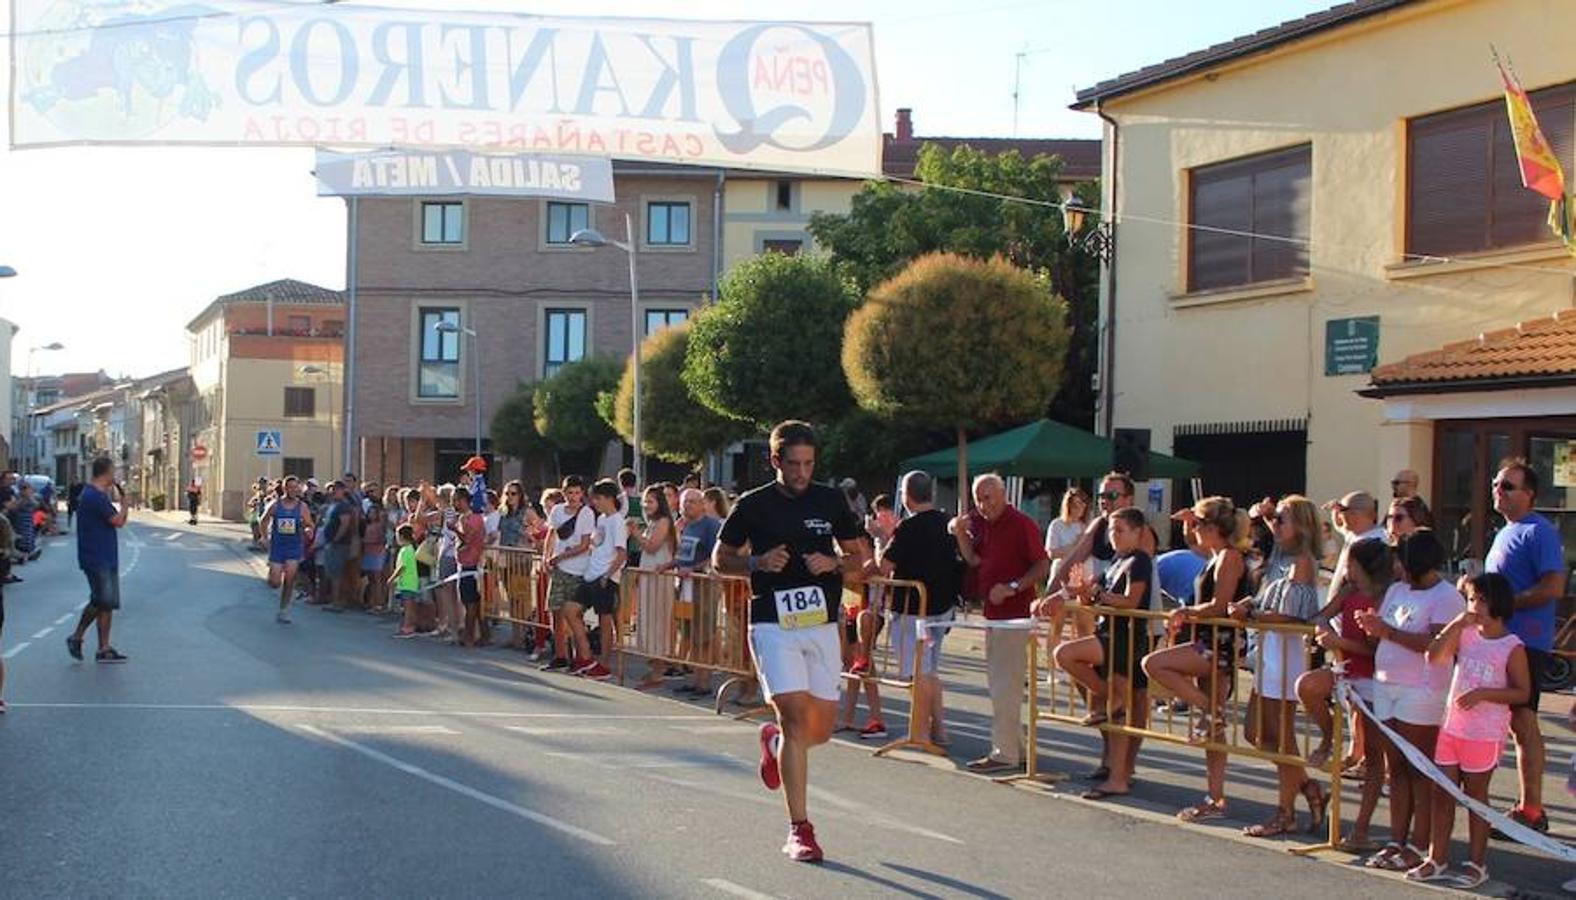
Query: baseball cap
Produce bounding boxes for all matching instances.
[1323,490,1377,514]
[462,455,488,474]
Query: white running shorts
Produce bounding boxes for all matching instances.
[747,622,842,703]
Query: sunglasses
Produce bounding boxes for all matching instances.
[1097,491,1124,501]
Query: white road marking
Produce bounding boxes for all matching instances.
[54,613,74,626]
[670,724,755,735]
[702,879,777,900]
[163,532,182,542]
[122,540,143,578]
[3,642,32,659]
[506,726,624,736]
[325,725,462,736]
[30,627,54,640]
[295,724,615,845]
[9,701,711,721]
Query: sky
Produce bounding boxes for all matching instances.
[0,0,1337,379]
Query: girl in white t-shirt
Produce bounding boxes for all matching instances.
[1044,488,1091,648]
[1355,529,1465,873]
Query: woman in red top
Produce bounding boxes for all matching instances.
[1296,536,1391,850]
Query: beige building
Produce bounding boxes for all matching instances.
[1074,0,1574,567]
[186,279,346,519]
[721,108,1099,271]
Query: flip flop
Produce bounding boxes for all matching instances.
[1177,800,1227,823]
[1081,787,1129,801]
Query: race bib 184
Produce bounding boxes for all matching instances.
[773,585,827,630]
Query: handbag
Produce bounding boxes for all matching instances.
[415,532,441,567]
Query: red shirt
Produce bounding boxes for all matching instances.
[1338,590,1377,680]
[456,512,486,567]
[968,507,1047,619]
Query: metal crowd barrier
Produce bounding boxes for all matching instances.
[481,546,551,637]
[1033,605,1346,851]
[836,576,949,759]
[614,567,760,713]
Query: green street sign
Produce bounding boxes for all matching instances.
[1325,316,1380,376]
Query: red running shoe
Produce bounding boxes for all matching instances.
[758,722,782,791]
[782,820,823,863]
[579,661,612,680]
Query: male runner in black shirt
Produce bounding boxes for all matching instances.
[714,421,870,862]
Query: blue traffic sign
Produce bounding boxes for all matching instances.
[256,430,283,456]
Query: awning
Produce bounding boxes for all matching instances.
[900,418,1201,480]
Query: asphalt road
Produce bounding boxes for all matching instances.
[0,514,1481,898]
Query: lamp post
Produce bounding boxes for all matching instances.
[432,320,482,458]
[300,364,337,476]
[569,213,642,485]
[24,341,64,474]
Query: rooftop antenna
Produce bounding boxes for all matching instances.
[1013,47,1055,136]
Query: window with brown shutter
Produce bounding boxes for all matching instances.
[1187,145,1311,292]
[1407,81,1575,258]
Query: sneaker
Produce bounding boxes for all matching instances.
[579,662,612,680]
[540,657,571,672]
[1491,807,1549,840]
[857,720,888,740]
[276,611,292,624]
[758,722,782,791]
[66,636,84,661]
[95,648,129,664]
[782,820,824,863]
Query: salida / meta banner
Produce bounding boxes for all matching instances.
[315,150,615,201]
[10,2,881,176]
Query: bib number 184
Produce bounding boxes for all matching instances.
[773,586,827,630]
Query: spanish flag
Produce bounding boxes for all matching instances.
[1495,51,1573,253]
[1497,56,1565,201]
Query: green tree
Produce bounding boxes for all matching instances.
[600,323,756,464]
[810,143,1099,428]
[490,383,551,459]
[532,357,621,451]
[683,252,859,427]
[842,252,1069,510]
[819,407,950,492]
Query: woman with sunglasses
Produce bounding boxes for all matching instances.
[1231,495,1326,838]
[1385,496,1432,544]
[1141,496,1251,822]
[498,480,528,548]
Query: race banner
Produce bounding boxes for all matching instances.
[314,149,615,201]
[9,2,881,176]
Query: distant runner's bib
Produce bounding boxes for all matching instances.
[277,518,297,535]
[774,585,828,630]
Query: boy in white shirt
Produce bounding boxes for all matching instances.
[565,479,626,680]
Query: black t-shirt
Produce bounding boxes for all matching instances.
[1096,550,1152,636]
[882,509,962,616]
[718,481,865,626]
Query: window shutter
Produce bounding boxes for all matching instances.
[1189,169,1253,291]
[1408,111,1490,257]
[1250,148,1311,282]
[1188,145,1310,292]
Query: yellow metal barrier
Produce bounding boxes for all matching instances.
[613,567,760,714]
[837,576,949,759]
[1033,605,1345,851]
[481,546,551,636]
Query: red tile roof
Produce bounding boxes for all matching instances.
[1363,308,1576,394]
[882,136,1100,181]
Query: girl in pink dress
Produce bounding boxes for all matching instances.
[1411,572,1531,888]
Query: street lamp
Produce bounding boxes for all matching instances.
[1060,200,1113,263]
[25,341,64,474]
[300,364,338,476]
[570,213,642,485]
[431,320,482,458]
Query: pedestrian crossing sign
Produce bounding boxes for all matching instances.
[256,430,283,456]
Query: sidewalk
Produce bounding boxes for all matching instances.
[814,614,1575,897]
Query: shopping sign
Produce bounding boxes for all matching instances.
[256,430,282,456]
[9,2,882,177]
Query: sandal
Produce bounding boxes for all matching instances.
[1404,858,1452,883]
[1449,861,1488,890]
[1300,780,1329,834]
[1079,710,1109,727]
[1334,834,1379,853]
[1363,843,1403,869]
[1371,844,1424,872]
[1187,713,1226,746]
[1177,798,1227,823]
[1081,786,1130,801]
[1242,813,1296,839]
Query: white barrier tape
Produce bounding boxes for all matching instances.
[1339,680,1576,863]
[417,569,480,595]
[917,617,1038,641]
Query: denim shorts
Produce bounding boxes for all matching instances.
[84,567,121,610]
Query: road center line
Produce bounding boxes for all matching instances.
[506,725,624,736]
[9,701,713,721]
[296,724,616,846]
[3,642,32,659]
[163,533,181,542]
[54,613,74,626]
[702,878,778,900]
[324,725,462,736]
[30,627,54,640]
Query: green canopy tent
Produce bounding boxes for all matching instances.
[900,418,1201,480]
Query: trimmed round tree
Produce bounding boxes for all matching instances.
[602,322,755,465]
[683,252,859,427]
[532,356,622,451]
[490,383,550,460]
[842,252,1069,510]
